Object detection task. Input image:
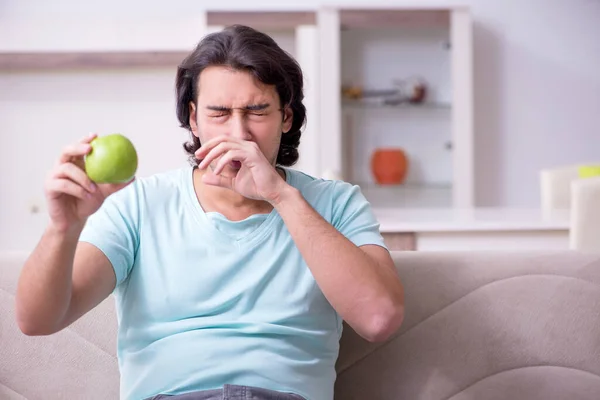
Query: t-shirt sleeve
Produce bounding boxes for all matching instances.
[331,181,387,249]
[79,184,140,287]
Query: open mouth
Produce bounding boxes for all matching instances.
[230,160,242,170]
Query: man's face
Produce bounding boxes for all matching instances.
[189,66,293,176]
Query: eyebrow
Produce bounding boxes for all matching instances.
[206,103,271,112]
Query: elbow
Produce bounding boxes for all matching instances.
[15,306,58,337]
[18,323,44,337]
[17,317,46,336]
[362,299,405,343]
[17,317,58,337]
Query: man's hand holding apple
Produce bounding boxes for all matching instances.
[44,133,134,233]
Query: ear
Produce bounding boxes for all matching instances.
[282,107,293,134]
[189,102,199,137]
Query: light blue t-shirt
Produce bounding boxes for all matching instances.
[79,166,386,400]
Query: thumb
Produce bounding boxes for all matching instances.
[202,170,233,190]
[100,177,135,197]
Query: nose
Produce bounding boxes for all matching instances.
[229,112,252,141]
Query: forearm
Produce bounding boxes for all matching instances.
[273,187,403,341]
[16,222,84,335]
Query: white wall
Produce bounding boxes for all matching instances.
[0,69,191,251]
[470,0,600,206]
[1,0,600,252]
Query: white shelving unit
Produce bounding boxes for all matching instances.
[317,5,474,209]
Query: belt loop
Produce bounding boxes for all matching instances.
[223,384,229,400]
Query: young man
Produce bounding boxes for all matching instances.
[16,25,404,400]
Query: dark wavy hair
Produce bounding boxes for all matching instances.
[175,24,307,166]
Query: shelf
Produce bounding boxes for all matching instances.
[0,51,189,71]
[343,99,451,110]
[356,182,452,208]
[0,11,318,71]
[207,11,316,29]
[207,9,449,30]
[372,208,571,233]
[340,9,450,29]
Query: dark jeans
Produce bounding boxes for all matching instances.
[148,384,306,400]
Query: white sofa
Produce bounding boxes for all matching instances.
[2,251,600,399]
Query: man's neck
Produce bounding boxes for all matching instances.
[192,167,284,221]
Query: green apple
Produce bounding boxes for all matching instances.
[85,134,138,183]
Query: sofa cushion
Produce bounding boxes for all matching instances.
[0,253,119,399]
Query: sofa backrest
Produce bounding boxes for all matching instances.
[3,251,600,400]
[335,251,600,400]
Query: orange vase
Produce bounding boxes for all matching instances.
[371,148,408,185]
